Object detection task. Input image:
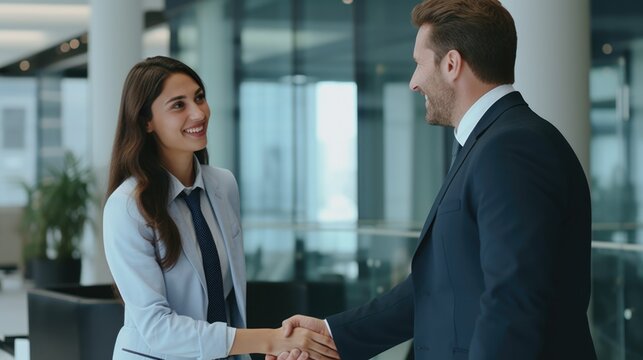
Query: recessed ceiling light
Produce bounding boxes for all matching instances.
[19,60,30,71]
[60,42,71,53]
[69,39,80,49]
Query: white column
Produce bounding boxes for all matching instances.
[196,0,236,171]
[502,0,591,173]
[86,0,142,284]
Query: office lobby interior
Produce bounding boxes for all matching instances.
[1,0,643,359]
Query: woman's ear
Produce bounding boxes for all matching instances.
[146,121,154,133]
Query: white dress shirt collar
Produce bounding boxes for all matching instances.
[454,84,516,146]
[167,155,205,201]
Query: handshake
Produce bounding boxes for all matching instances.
[266,315,339,360]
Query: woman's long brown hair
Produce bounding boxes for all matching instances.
[107,56,208,270]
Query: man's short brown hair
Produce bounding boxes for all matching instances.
[412,0,516,84]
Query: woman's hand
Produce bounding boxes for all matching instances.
[275,349,309,360]
[268,326,339,360]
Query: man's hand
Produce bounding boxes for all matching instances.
[281,315,331,338]
[265,315,337,360]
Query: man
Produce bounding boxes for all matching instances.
[271,0,597,359]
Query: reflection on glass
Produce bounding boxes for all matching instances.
[313,82,357,222]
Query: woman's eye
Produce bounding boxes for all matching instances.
[195,94,205,102]
[172,101,184,109]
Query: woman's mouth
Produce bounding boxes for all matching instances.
[183,125,205,136]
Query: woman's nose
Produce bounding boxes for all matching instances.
[188,104,206,120]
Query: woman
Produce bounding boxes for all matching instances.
[103,56,337,360]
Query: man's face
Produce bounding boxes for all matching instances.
[409,24,455,127]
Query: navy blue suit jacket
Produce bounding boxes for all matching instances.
[327,92,597,360]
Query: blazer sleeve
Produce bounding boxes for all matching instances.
[467,130,570,359]
[326,275,414,360]
[103,190,234,359]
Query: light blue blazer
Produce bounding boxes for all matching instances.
[104,165,250,360]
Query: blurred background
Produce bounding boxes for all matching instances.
[0,0,642,359]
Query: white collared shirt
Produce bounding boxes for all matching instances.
[454,84,516,146]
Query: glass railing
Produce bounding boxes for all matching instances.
[243,224,418,360]
[591,242,643,360]
[244,223,417,308]
[243,223,643,360]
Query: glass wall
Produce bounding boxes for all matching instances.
[590,1,643,358]
[0,76,90,206]
[167,0,446,229]
[0,77,37,207]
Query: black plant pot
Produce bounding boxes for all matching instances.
[23,259,34,280]
[32,258,81,288]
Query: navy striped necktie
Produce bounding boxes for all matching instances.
[180,188,227,323]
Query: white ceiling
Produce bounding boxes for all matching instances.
[0,0,164,68]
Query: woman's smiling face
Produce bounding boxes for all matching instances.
[147,72,211,165]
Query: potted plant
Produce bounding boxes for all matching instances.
[20,152,94,287]
[19,183,46,279]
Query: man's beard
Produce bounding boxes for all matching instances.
[425,86,455,128]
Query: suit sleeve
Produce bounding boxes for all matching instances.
[468,131,567,359]
[103,191,234,359]
[326,275,414,360]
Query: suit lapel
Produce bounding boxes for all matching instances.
[417,92,527,244]
[202,171,237,275]
[170,201,208,294]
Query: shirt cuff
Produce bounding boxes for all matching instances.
[226,327,237,355]
[324,319,333,338]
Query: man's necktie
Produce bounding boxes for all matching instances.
[180,188,227,323]
[450,140,463,171]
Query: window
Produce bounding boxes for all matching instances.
[2,107,26,150]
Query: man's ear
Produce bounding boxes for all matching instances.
[442,49,463,83]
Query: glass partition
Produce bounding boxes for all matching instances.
[591,243,643,360]
[243,225,417,360]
